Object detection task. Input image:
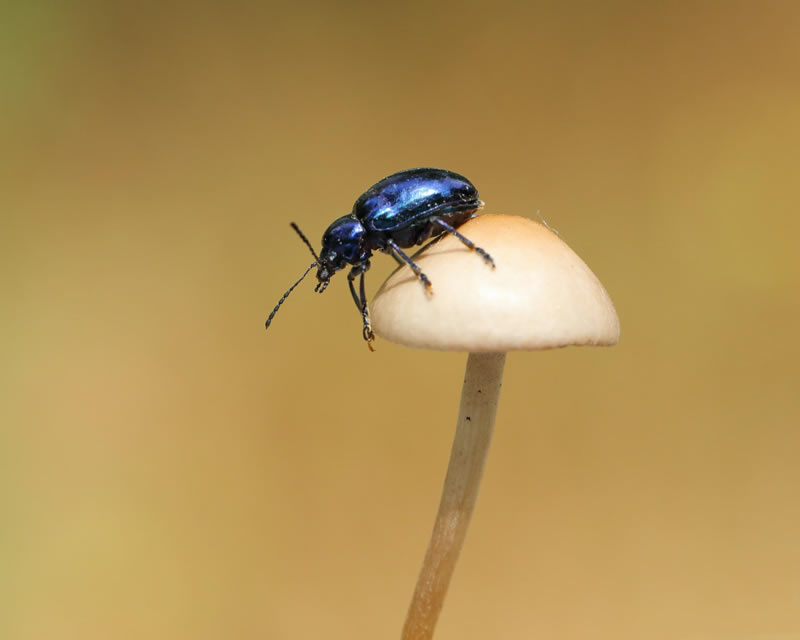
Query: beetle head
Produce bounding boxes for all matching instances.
[264,218,370,332]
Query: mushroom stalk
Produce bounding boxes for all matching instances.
[402,351,506,640]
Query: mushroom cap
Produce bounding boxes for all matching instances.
[370,214,620,352]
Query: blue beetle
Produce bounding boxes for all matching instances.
[265,168,494,349]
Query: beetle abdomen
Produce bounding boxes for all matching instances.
[354,168,480,233]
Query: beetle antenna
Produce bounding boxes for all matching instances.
[290,222,321,262]
[265,262,317,329]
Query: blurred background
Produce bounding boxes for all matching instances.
[3,1,799,638]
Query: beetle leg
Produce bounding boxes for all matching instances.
[348,265,375,350]
[386,239,432,291]
[359,271,375,349]
[347,268,362,311]
[433,218,495,268]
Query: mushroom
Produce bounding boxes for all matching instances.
[370,214,620,640]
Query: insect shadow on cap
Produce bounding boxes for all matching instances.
[264,168,495,351]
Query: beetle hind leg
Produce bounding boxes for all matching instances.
[386,239,433,292]
[434,218,495,268]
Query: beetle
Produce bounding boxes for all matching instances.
[265,167,494,350]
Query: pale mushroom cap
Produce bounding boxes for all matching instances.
[370,214,620,352]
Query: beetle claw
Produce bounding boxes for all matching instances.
[362,323,376,351]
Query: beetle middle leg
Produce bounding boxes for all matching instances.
[347,264,375,350]
[386,239,432,291]
[434,218,495,268]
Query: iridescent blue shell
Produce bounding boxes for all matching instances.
[353,168,481,234]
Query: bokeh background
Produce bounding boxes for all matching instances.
[3,1,799,639]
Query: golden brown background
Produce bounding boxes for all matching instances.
[3,1,799,638]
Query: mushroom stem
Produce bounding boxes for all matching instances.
[402,351,506,640]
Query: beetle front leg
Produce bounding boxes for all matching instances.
[358,271,375,348]
[347,264,375,350]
